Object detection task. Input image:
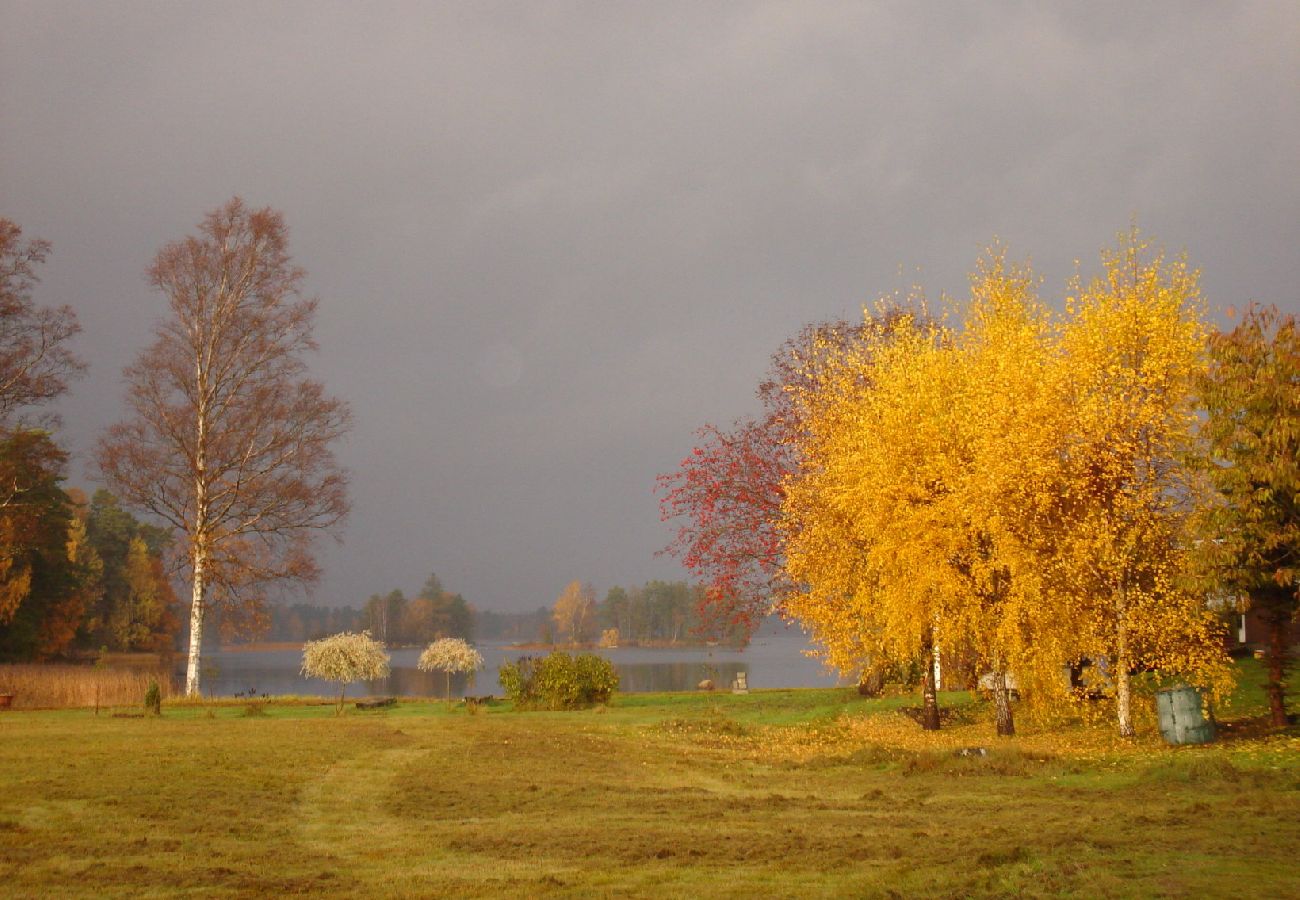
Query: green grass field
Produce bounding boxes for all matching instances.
[0,662,1296,898]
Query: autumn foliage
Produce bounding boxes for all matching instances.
[657,418,791,635]
[669,230,1256,737]
[1197,303,1300,725]
[657,320,876,637]
[98,199,351,695]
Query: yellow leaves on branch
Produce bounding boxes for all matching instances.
[781,230,1232,724]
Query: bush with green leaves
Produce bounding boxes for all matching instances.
[498,651,618,710]
[143,679,161,716]
[301,630,391,715]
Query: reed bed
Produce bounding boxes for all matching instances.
[0,664,177,709]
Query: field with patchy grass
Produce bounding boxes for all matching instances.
[0,662,1296,898]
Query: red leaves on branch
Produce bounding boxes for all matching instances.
[657,417,793,636]
[657,319,875,638]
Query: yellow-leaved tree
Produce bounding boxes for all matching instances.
[1052,231,1229,736]
[783,233,1230,738]
[553,580,596,646]
[783,306,958,729]
[936,252,1072,735]
[784,254,1071,734]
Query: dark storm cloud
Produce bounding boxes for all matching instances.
[2,2,1297,610]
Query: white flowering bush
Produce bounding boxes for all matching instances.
[301,630,391,715]
[417,637,485,706]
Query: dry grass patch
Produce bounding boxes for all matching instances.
[0,664,175,710]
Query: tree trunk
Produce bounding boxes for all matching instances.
[186,360,210,698]
[858,667,883,697]
[1115,618,1134,738]
[445,671,452,708]
[1265,610,1292,727]
[991,664,1015,737]
[184,546,206,697]
[920,629,941,730]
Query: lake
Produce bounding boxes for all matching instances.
[193,630,845,699]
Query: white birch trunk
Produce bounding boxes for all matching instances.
[184,549,206,696]
[186,353,209,698]
[1115,612,1133,737]
[920,627,941,731]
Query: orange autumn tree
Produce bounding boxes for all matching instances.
[783,307,958,729]
[783,257,1071,734]
[783,234,1230,738]
[552,580,596,646]
[934,252,1072,735]
[1052,232,1230,736]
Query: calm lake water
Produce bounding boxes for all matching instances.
[193,630,845,699]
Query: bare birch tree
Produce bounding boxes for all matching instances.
[97,198,350,696]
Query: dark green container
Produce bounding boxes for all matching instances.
[1155,685,1215,745]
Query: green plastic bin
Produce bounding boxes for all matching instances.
[1155,685,1215,745]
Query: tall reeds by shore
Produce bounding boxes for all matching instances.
[0,664,176,709]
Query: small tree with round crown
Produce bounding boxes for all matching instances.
[418,637,484,707]
[301,630,390,715]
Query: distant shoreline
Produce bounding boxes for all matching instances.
[217,642,304,653]
[219,639,750,653]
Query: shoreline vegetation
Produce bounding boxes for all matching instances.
[0,634,773,708]
[217,637,750,654]
[0,658,1295,897]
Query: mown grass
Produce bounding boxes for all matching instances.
[0,663,1295,898]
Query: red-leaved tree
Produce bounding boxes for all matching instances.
[657,417,793,638]
[657,319,878,639]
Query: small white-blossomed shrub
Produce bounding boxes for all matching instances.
[417,637,485,706]
[301,630,391,715]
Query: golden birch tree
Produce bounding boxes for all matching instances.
[1053,231,1229,736]
[783,309,957,729]
[937,252,1069,734]
[784,257,1069,734]
[783,235,1229,738]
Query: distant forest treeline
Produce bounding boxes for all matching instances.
[249,578,749,647]
[251,573,471,646]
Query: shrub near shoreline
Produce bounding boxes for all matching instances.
[499,651,618,709]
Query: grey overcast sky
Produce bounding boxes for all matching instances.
[2,2,1298,613]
